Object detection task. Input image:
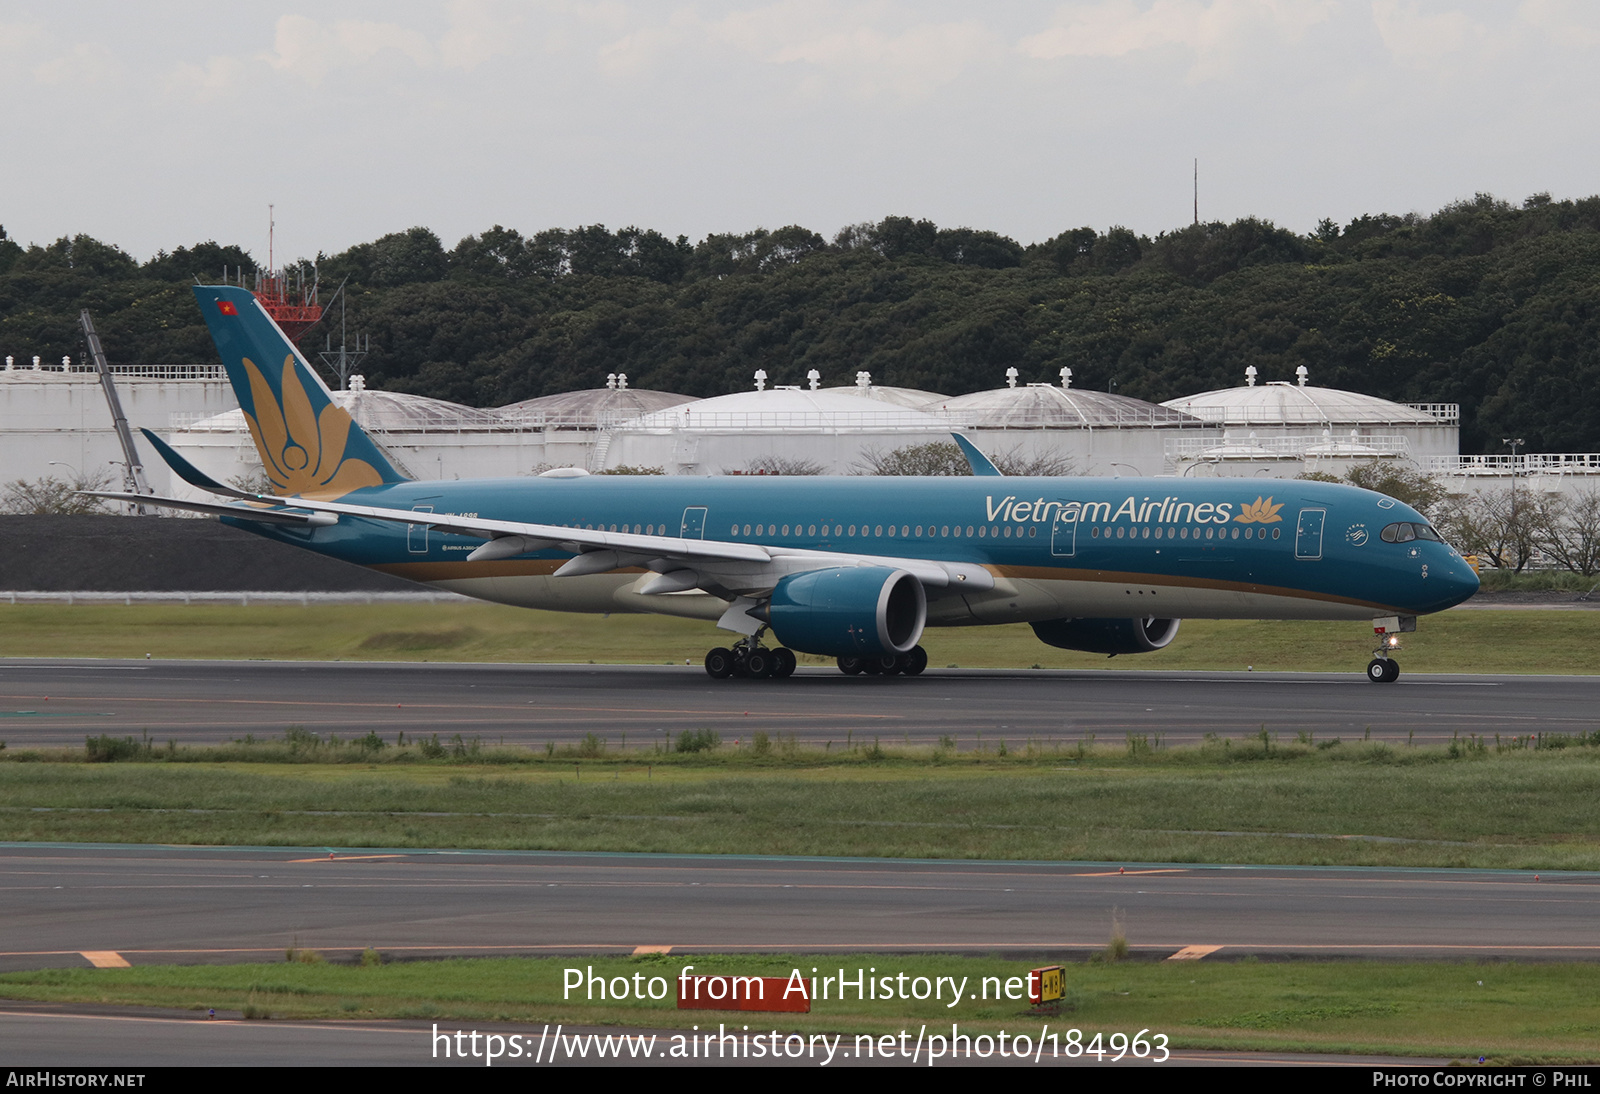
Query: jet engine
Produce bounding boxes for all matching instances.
[1030,616,1181,655]
[768,566,927,658]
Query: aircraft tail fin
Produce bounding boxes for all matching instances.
[191,285,407,496]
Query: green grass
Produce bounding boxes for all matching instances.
[1,954,1596,1061]
[3,603,1600,673]
[1477,570,1600,592]
[5,740,1600,868]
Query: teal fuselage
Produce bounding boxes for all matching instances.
[227,473,1478,627]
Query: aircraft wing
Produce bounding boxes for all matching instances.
[224,492,995,598]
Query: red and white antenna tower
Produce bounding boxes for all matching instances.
[253,204,322,341]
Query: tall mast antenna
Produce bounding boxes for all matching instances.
[268,204,275,272]
[1193,159,1198,226]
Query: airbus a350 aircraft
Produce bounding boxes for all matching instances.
[94,285,1479,682]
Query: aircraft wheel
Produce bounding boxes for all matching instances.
[860,657,884,675]
[1366,658,1399,684]
[873,655,901,676]
[772,648,797,679]
[837,656,863,676]
[705,648,735,679]
[1385,659,1401,682]
[744,648,774,679]
[901,645,928,677]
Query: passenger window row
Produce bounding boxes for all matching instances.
[1091,525,1284,541]
[551,521,1294,544]
[726,524,1040,539]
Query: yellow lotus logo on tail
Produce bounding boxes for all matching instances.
[241,354,384,498]
[1235,496,1284,524]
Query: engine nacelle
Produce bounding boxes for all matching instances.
[769,566,927,658]
[1030,616,1181,656]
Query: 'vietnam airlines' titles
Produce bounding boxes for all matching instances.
[984,494,1267,526]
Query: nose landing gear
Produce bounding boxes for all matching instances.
[1365,615,1414,683]
[1366,656,1400,683]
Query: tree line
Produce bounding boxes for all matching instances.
[4,192,1600,454]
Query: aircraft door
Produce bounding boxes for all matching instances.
[1295,508,1326,560]
[680,507,707,540]
[408,505,434,554]
[1050,503,1076,557]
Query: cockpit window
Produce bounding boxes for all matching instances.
[1380,521,1441,543]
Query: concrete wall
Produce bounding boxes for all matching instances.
[0,370,235,494]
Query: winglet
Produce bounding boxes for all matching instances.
[139,427,255,499]
[951,434,1003,477]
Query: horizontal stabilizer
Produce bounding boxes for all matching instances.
[138,428,256,500]
[81,491,338,526]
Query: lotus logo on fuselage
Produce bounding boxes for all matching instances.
[1233,497,1284,524]
[985,494,1283,527]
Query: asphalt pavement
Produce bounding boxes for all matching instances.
[2,659,1592,748]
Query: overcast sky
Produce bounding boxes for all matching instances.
[3,1,1598,263]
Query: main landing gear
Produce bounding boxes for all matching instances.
[703,631,797,680]
[836,646,928,677]
[700,634,931,680]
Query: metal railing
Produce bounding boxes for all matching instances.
[498,409,664,431]
[614,409,948,431]
[3,361,225,379]
[1176,404,1457,426]
[1166,433,1412,459]
[1426,454,1600,476]
[610,407,1203,432]
[929,407,1201,430]
[1405,403,1460,422]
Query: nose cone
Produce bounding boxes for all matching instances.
[1416,551,1480,613]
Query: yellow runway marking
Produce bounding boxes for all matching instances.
[632,945,673,955]
[79,951,129,968]
[1167,945,1222,961]
[285,854,408,863]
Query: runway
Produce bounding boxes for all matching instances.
[2,658,1595,748]
[3,661,1595,1065]
[3,843,1597,971]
